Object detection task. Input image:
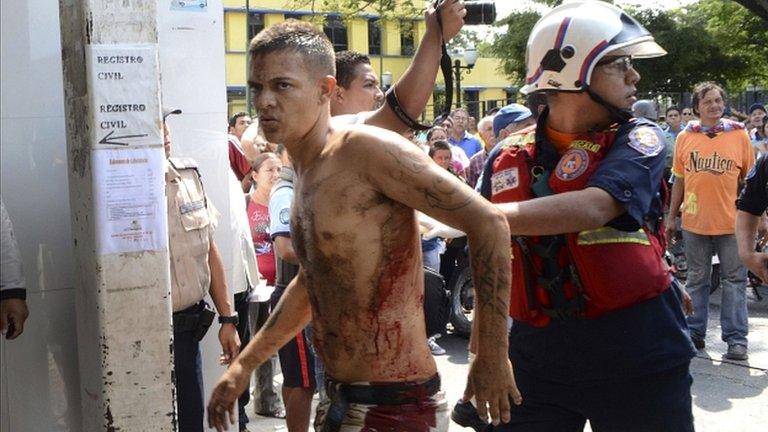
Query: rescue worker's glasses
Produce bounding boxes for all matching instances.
[596,56,633,74]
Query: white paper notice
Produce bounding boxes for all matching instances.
[87,44,162,148]
[93,149,167,255]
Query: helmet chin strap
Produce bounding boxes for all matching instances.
[586,88,633,124]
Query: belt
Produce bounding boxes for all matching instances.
[172,300,204,333]
[320,374,440,432]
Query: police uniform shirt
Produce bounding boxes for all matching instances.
[737,154,768,216]
[166,158,219,312]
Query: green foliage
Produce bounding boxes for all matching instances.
[488,0,768,94]
[487,10,541,84]
[288,0,422,21]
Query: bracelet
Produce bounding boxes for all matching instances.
[385,86,432,131]
[218,313,239,325]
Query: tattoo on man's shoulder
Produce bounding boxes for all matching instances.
[384,147,428,174]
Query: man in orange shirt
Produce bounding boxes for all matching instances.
[666,81,755,361]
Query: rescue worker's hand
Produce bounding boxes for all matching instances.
[427,0,466,43]
[742,251,768,285]
[218,323,241,365]
[419,212,466,240]
[757,215,768,246]
[464,354,521,426]
[208,361,250,431]
[680,287,694,316]
[0,298,29,340]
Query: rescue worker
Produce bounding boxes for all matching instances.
[479,2,695,430]
[164,109,241,432]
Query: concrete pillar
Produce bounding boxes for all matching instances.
[58,1,175,430]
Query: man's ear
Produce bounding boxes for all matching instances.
[320,75,338,104]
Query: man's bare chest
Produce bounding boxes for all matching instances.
[293,170,423,268]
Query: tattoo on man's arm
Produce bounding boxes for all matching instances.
[423,177,473,210]
[472,243,510,322]
[384,144,472,210]
[263,301,284,331]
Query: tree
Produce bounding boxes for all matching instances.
[487,10,541,84]
[289,0,422,21]
[487,0,768,95]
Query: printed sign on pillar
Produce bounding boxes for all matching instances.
[86,44,163,148]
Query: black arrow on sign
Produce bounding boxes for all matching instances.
[98,130,149,146]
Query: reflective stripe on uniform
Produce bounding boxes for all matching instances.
[576,227,650,246]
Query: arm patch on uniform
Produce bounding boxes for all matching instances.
[627,127,664,156]
[279,208,291,225]
[491,167,520,195]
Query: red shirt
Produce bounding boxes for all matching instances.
[247,198,276,285]
[229,136,251,181]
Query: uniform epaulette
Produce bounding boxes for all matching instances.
[169,157,199,170]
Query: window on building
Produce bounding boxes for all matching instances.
[324,16,348,52]
[285,13,303,21]
[368,19,381,55]
[464,90,480,120]
[484,99,498,116]
[505,89,518,105]
[400,20,415,56]
[247,13,264,41]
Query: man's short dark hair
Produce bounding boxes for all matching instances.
[335,51,371,89]
[691,82,726,116]
[249,20,335,79]
[665,106,681,116]
[229,111,249,129]
[429,140,452,158]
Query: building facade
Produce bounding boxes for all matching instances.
[222,0,516,121]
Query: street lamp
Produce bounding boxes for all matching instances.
[453,47,478,109]
[381,71,393,91]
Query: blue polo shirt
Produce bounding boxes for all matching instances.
[450,132,483,159]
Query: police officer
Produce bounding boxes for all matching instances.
[164,109,240,432]
[478,2,695,430]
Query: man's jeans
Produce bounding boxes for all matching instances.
[248,299,284,414]
[682,231,748,346]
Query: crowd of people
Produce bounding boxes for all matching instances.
[206,1,768,431]
[2,1,767,432]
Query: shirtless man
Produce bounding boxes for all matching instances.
[208,19,518,432]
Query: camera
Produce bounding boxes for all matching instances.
[464,1,496,26]
[436,0,496,26]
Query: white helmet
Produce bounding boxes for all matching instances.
[520,1,666,95]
